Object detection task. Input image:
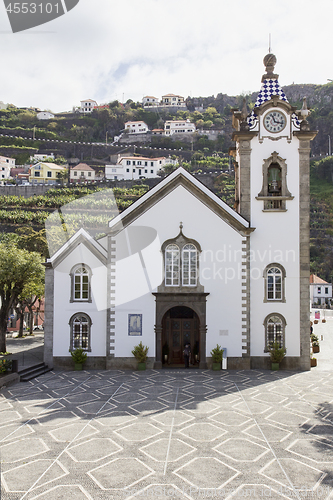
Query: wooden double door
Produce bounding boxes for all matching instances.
[162,306,199,366]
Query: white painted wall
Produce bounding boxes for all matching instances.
[53,243,107,357]
[125,121,149,134]
[37,112,55,120]
[105,157,176,180]
[310,283,332,305]
[113,185,244,359]
[248,125,301,357]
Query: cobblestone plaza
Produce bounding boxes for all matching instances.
[0,321,333,500]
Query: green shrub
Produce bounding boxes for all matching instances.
[210,344,224,363]
[0,359,12,374]
[131,342,149,363]
[69,348,88,364]
[267,342,286,363]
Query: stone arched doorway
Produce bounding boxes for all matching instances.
[153,292,209,369]
[162,306,200,367]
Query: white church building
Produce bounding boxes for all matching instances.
[44,53,316,371]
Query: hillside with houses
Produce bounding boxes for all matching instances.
[2,84,333,282]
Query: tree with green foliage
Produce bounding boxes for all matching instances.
[0,243,44,352]
[16,227,49,258]
[15,273,44,337]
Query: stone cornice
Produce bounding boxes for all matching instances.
[152,292,210,299]
[232,131,257,142]
[293,130,318,141]
[254,98,296,116]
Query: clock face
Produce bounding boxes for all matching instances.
[263,111,286,133]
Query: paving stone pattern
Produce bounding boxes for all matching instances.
[1,368,333,500]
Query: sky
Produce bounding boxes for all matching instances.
[0,0,332,113]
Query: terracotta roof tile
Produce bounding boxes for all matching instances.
[310,274,329,284]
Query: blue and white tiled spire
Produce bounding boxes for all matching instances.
[247,53,299,129]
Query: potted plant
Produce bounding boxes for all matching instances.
[132,341,149,370]
[312,340,320,353]
[69,348,87,370]
[267,342,286,370]
[162,342,169,364]
[0,358,12,374]
[311,357,317,367]
[311,333,320,353]
[210,344,224,371]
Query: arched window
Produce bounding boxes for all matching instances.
[165,244,180,286]
[182,244,197,286]
[70,313,92,351]
[264,314,286,350]
[70,264,92,302]
[161,225,201,290]
[264,264,286,302]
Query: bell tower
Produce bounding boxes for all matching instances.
[231,53,317,370]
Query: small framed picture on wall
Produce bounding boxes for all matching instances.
[128,314,142,336]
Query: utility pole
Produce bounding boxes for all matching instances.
[33,126,36,141]
[329,136,332,156]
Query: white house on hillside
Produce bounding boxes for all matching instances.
[310,274,332,307]
[0,155,15,180]
[37,111,55,120]
[142,96,159,107]
[30,153,55,163]
[161,94,186,107]
[105,156,178,180]
[124,121,149,134]
[80,100,98,113]
[164,120,196,136]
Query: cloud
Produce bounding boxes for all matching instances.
[0,0,332,111]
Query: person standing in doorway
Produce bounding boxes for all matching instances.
[183,343,191,368]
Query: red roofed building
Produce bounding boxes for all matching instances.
[70,163,95,183]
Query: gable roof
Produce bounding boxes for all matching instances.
[310,274,329,284]
[48,228,107,268]
[108,167,252,236]
[32,162,65,170]
[117,156,165,163]
[162,93,183,98]
[72,163,94,171]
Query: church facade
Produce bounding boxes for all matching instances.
[44,54,316,371]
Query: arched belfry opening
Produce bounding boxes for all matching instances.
[162,306,200,367]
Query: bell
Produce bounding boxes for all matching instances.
[269,180,279,193]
